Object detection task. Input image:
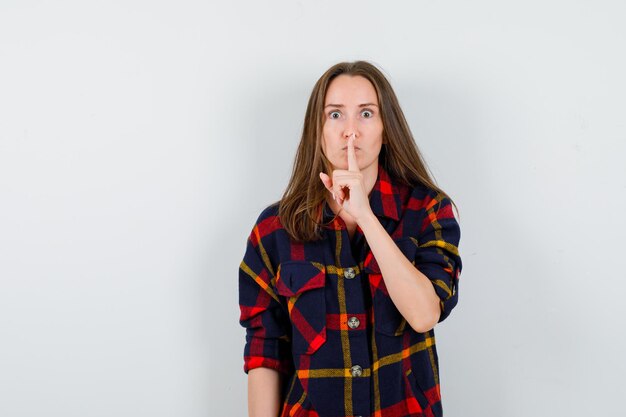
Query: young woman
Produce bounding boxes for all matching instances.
[238,61,462,417]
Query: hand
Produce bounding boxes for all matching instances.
[319,134,373,223]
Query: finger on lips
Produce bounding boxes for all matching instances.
[319,133,359,204]
[347,133,359,172]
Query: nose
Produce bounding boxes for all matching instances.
[343,120,359,139]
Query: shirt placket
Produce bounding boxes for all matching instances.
[331,215,372,417]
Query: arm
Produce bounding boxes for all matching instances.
[248,367,282,417]
[359,213,442,333]
[239,220,293,415]
[319,135,461,332]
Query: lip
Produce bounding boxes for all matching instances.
[342,147,360,150]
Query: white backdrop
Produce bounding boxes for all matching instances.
[1,1,625,416]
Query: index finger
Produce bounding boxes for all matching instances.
[347,133,359,172]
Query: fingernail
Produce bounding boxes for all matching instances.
[332,193,336,201]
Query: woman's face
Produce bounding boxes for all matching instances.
[321,75,384,171]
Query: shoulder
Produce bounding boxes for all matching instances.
[246,201,314,270]
[400,182,458,233]
[255,201,281,224]
[402,182,452,212]
[247,201,286,247]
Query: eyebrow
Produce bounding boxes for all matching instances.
[324,103,379,108]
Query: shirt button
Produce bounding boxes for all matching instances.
[347,316,360,329]
[351,365,363,377]
[344,267,356,279]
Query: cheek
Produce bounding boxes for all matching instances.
[374,122,383,146]
[322,122,334,138]
[320,131,331,156]
[321,124,335,149]
[364,121,384,142]
[373,120,384,135]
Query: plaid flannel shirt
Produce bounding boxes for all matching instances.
[238,163,462,417]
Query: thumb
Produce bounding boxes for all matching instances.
[319,172,333,192]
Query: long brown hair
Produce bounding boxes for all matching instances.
[278,61,457,242]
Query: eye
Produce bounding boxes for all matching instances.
[329,111,341,119]
[361,109,373,118]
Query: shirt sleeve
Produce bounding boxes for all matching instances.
[238,230,293,375]
[415,191,463,323]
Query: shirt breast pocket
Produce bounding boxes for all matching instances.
[365,237,418,336]
[276,261,327,355]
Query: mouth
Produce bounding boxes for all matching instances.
[342,147,360,150]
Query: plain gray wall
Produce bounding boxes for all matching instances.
[1,1,624,416]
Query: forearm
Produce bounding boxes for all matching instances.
[248,367,282,417]
[359,212,441,333]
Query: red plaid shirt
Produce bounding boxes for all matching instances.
[238,163,462,417]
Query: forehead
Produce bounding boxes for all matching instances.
[324,75,378,104]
